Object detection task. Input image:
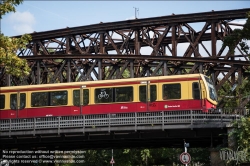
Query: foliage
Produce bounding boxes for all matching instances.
[239,79,250,109]
[24,148,211,166]
[217,78,250,109]
[229,117,250,164]
[63,148,210,166]
[217,80,237,108]
[83,149,110,165]
[218,12,250,165]
[0,0,22,19]
[222,13,250,164]
[0,34,31,76]
[219,11,250,109]
[104,63,130,79]
[0,0,31,77]
[223,11,250,85]
[223,12,250,56]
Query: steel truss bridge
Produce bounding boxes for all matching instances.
[0,8,250,153]
[0,109,248,150]
[0,8,250,106]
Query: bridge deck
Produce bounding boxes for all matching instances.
[0,109,247,149]
[0,109,245,136]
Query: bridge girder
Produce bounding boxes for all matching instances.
[0,8,250,107]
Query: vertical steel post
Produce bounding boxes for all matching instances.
[172,25,177,57]
[99,32,105,80]
[163,61,168,76]
[66,36,70,54]
[99,32,105,54]
[98,59,102,80]
[67,59,71,82]
[112,149,114,166]
[184,140,187,166]
[134,29,140,55]
[134,29,140,77]
[37,60,40,84]
[130,60,134,78]
[211,22,217,58]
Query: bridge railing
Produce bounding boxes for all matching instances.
[0,109,248,134]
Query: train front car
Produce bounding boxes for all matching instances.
[201,75,218,112]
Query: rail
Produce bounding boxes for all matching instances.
[0,109,248,137]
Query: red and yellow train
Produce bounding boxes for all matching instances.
[0,74,217,119]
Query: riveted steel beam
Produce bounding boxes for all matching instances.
[12,8,250,40]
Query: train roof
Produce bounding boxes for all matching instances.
[0,73,204,90]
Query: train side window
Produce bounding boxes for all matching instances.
[10,93,26,110]
[10,94,17,110]
[31,92,48,107]
[192,82,200,99]
[150,85,157,102]
[162,83,181,100]
[20,93,26,109]
[115,86,133,102]
[95,88,113,103]
[73,89,89,106]
[50,91,67,106]
[139,85,157,102]
[83,89,89,105]
[73,90,80,106]
[139,86,146,102]
[0,95,5,109]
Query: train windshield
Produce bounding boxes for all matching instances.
[204,76,217,101]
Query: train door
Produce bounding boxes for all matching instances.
[200,79,207,111]
[73,86,90,115]
[10,92,26,118]
[138,81,157,112]
[188,81,202,110]
[80,86,90,115]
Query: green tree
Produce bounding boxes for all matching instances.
[223,12,250,56]
[220,11,250,109]
[229,117,250,164]
[223,11,250,165]
[0,0,31,77]
[222,11,250,104]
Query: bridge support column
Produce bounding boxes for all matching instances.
[227,127,237,150]
[209,149,224,166]
[209,127,237,166]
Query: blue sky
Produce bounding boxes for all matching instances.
[1,1,250,37]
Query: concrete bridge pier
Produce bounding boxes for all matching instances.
[210,149,224,166]
[209,127,238,166]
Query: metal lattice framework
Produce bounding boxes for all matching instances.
[0,8,250,107]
